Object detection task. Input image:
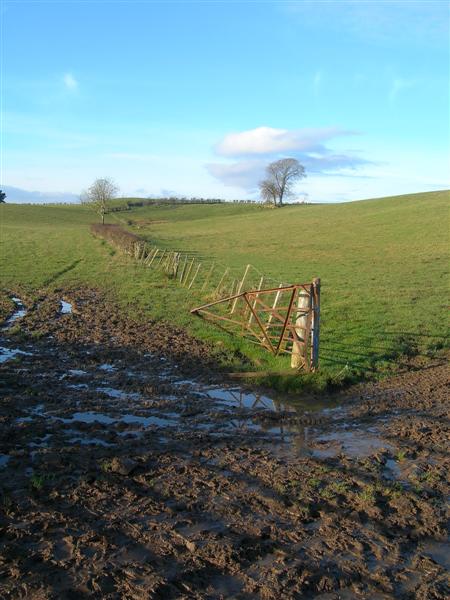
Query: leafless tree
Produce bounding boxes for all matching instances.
[259,179,278,205]
[81,177,119,224]
[259,158,306,206]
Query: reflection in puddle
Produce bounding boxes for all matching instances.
[60,300,73,314]
[0,322,351,454]
[207,388,279,411]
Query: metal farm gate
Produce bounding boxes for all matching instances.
[191,278,320,372]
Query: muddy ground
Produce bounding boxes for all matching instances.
[0,289,448,599]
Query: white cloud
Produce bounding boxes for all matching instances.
[208,125,370,192]
[63,73,78,90]
[206,160,266,190]
[215,126,351,157]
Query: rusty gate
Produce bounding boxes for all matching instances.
[191,278,320,371]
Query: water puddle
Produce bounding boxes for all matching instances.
[61,411,116,425]
[58,410,178,428]
[98,364,115,372]
[66,434,112,447]
[67,383,89,390]
[0,346,33,364]
[420,539,450,570]
[60,300,73,314]
[206,388,283,411]
[2,297,27,329]
[312,430,394,459]
[121,413,178,427]
[29,434,52,447]
[0,454,10,468]
[383,458,403,480]
[96,387,140,400]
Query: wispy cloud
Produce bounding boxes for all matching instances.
[388,77,417,105]
[283,2,448,49]
[63,72,78,90]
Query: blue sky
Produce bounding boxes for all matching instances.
[2,0,449,203]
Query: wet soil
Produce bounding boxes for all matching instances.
[0,289,448,599]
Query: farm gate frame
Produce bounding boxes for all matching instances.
[191,278,320,372]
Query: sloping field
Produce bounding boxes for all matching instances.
[0,190,448,382]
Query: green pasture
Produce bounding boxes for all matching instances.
[0,190,448,390]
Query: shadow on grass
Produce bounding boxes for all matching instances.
[42,259,83,286]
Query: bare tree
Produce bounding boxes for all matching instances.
[259,158,306,206]
[259,179,278,205]
[81,177,119,224]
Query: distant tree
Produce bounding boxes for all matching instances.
[259,158,306,206]
[259,179,278,205]
[81,178,118,224]
[0,190,6,203]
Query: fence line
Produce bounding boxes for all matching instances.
[90,223,319,370]
[91,223,291,301]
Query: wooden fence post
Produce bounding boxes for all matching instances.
[173,253,181,278]
[231,264,251,314]
[291,286,312,370]
[179,256,188,282]
[311,278,321,370]
[188,263,202,289]
[145,248,156,265]
[214,267,229,297]
[201,263,215,292]
[266,283,283,329]
[248,276,264,325]
[183,258,195,286]
[156,249,166,267]
[149,249,159,266]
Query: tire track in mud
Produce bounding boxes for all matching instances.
[0,289,448,599]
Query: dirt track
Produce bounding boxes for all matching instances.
[0,290,448,599]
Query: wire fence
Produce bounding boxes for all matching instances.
[91,223,290,301]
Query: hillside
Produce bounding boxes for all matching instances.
[0,190,448,384]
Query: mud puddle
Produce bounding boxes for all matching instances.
[60,300,72,314]
[0,288,448,599]
[2,296,27,329]
[0,345,33,364]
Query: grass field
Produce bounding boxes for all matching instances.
[0,190,448,389]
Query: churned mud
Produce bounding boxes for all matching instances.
[0,289,448,599]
